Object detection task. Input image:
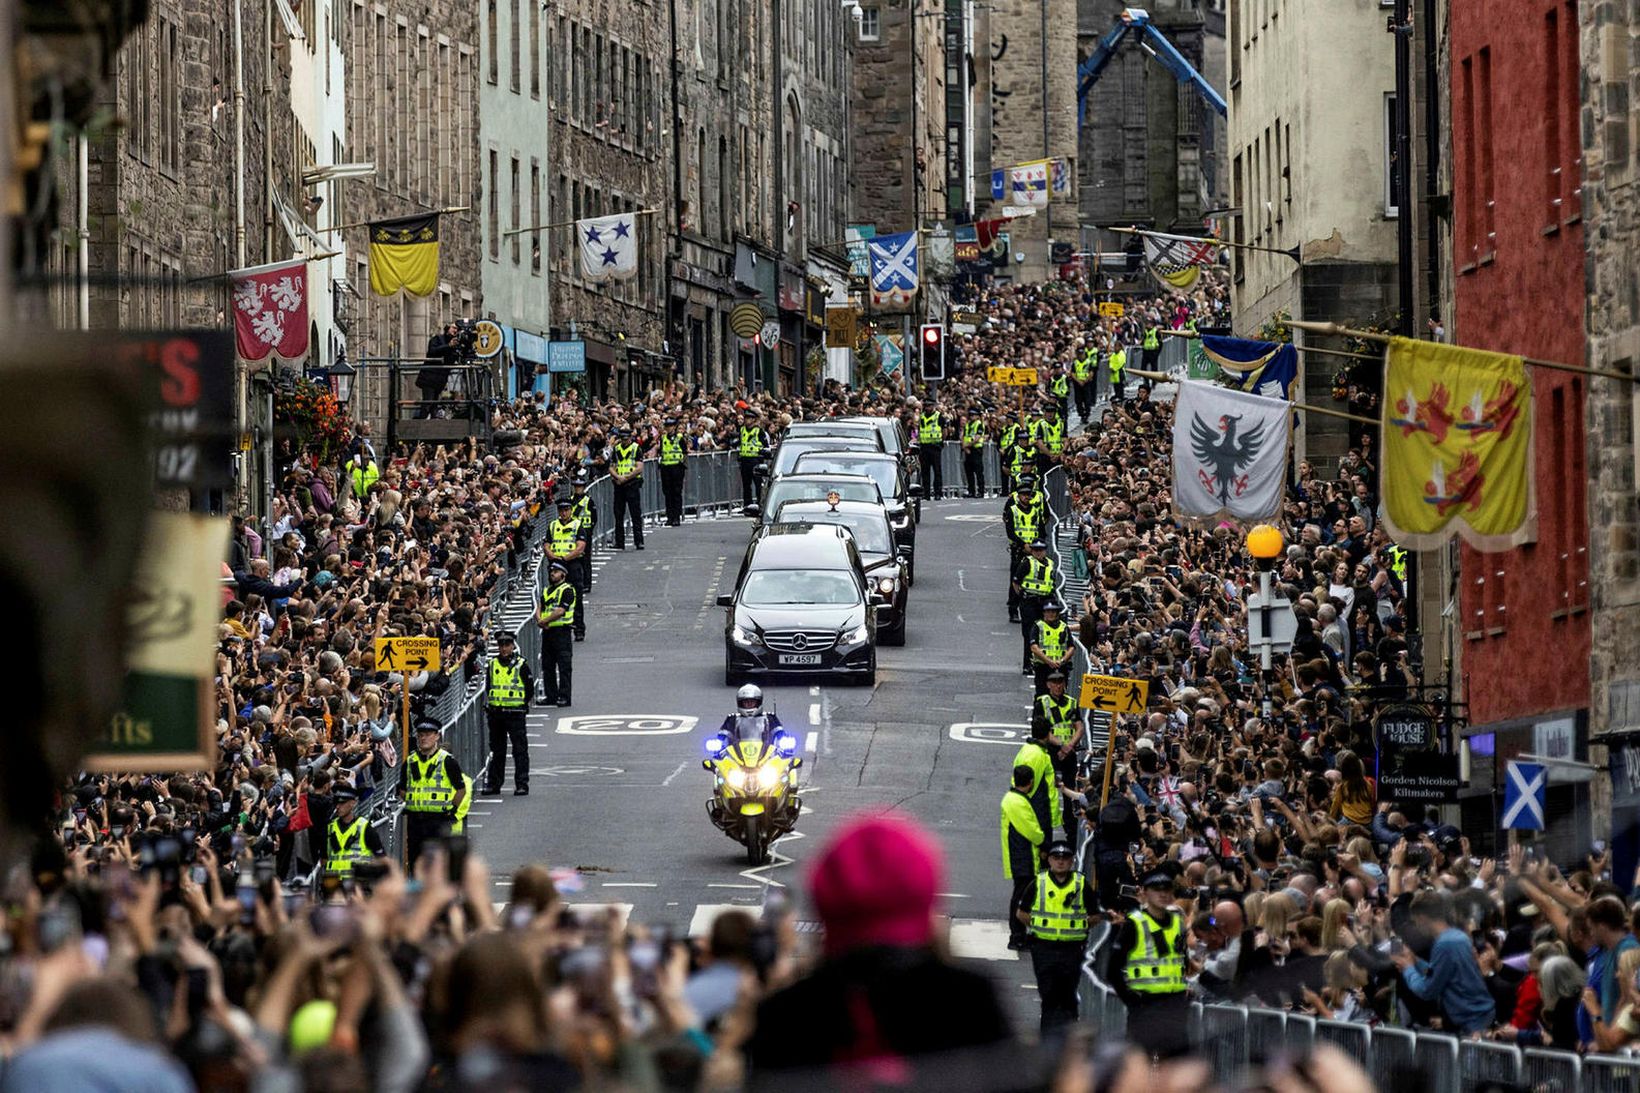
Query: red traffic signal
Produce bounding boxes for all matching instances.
[918,323,945,380]
[922,325,942,345]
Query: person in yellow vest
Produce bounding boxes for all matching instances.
[1012,540,1056,673]
[1011,720,1062,852]
[960,411,988,498]
[1071,343,1097,424]
[1049,366,1069,424]
[1034,402,1066,477]
[396,720,468,869]
[609,424,646,551]
[482,631,535,796]
[1029,600,1074,695]
[737,408,771,509]
[347,451,380,502]
[1002,483,1043,622]
[1032,671,1088,840]
[1001,764,1046,951]
[539,560,579,706]
[569,475,597,638]
[1105,867,1190,1059]
[656,416,688,526]
[324,784,385,878]
[547,496,590,643]
[915,400,947,500]
[1015,839,1091,1032]
[1141,321,1162,371]
[1107,345,1127,404]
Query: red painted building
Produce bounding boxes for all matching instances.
[1449,0,1589,851]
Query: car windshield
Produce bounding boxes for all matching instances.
[772,440,873,476]
[739,569,860,606]
[780,511,893,554]
[793,456,898,497]
[765,479,880,512]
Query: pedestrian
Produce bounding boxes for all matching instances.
[346,450,380,502]
[609,424,645,551]
[397,720,467,869]
[657,415,688,526]
[417,322,458,417]
[1106,867,1190,1059]
[323,784,385,878]
[1016,838,1091,1035]
[737,408,770,508]
[1389,890,1497,1035]
[916,399,946,499]
[1013,539,1057,672]
[483,631,533,796]
[1029,599,1074,694]
[1001,763,1046,951]
[545,496,589,643]
[960,410,988,498]
[538,561,577,707]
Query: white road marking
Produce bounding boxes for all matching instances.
[706,883,761,889]
[948,722,1029,745]
[660,760,689,787]
[807,703,821,725]
[561,902,634,928]
[937,893,971,899]
[556,715,699,736]
[602,882,658,888]
[956,568,970,591]
[805,731,818,753]
[809,685,820,696]
[475,798,505,804]
[466,811,492,817]
[689,903,763,938]
[492,879,513,886]
[946,919,1019,961]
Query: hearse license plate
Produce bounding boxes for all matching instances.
[778,654,822,666]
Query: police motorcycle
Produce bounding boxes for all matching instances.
[703,685,802,865]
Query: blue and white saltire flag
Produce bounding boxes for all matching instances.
[868,230,919,308]
[1200,335,1300,401]
[1502,761,1546,830]
[577,213,639,283]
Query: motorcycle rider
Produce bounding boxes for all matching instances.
[706,684,797,759]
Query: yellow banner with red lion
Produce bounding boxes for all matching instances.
[1381,337,1535,552]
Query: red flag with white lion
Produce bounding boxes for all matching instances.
[228,259,310,362]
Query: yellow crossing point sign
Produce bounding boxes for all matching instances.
[374,636,441,673]
[1079,673,1148,714]
[986,366,1039,386]
[1098,302,1126,319]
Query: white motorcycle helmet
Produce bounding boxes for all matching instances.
[735,684,764,716]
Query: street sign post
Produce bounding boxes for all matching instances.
[1098,302,1126,319]
[1079,673,1148,714]
[986,366,1039,386]
[375,636,442,777]
[1245,591,1299,653]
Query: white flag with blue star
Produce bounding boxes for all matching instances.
[577,213,639,283]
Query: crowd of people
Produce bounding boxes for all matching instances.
[6,261,1630,1090]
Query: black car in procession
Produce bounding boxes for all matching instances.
[718,524,882,686]
[790,451,920,581]
[770,499,909,645]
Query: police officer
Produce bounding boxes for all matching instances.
[610,424,645,551]
[1002,483,1044,622]
[1029,600,1073,695]
[1012,540,1056,672]
[960,410,988,498]
[1000,414,1035,495]
[539,561,578,706]
[1000,764,1046,952]
[546,497,590,643]
[1016,839,1092,1033]
[1034,402,1066,477]
[1049,366,1069,425]
[737,408,770,508]
[1033,671,1088,842]
[1108,343,1127,404]
[483,632,534,796]
[397,720,467,869]
[1011,720,1061,853]
[1071,342,1097,424]
[1106,867,1190,1059]
[570,473,597,622]
[324,784,385,877]
[915,399,946,500]
[657,416,688,526]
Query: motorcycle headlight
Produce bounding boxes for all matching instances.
[758,761,784,784]
[731,624,761,646]
[877,577,895,595]
[841,623,869,645]
[725,767,748,789]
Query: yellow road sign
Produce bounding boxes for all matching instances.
[1079,673,1148,714]
[986,366,1039,386]
[1098,302,1126,319]
[374,636,441,673]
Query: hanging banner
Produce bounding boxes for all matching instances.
[228,259,310,362]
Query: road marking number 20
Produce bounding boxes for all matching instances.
[947,722,1028,745]
[555,715,699,736]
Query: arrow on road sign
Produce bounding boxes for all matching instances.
[407,655,430,670]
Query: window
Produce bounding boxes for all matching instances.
[1384,92,1401,217]
[487,0,498,84]
[510,156,521,265]
[1231,152,1244,283]
[510,0,521,92]
[1544,7,1562,225]
[859,6,879,41]
[488,149,499,260]
[1478,47,1496,257]
[530,160,541,274]
[530,0,539,97]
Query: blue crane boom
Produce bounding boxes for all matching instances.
[1076,7,1228,124]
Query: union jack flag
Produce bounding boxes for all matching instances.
[1153,775,1181,809]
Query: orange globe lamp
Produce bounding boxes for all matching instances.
[1245,524,1283,564]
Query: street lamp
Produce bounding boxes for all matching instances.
[1245,524,1283,568]
[1245,523,1284,721]
[327,357,356,407]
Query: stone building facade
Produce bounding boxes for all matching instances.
[849,0,944,236]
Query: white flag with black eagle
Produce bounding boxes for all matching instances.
[1171,380,1292,527]
[577,213,639,283]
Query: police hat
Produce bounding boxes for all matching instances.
[496,632,516,646]
[1046,670,1067,682]
[549,561,569,574]
[1045,839,1074,857]
[573,473,589,486]
[333,784,358,802]
[1140,869,1174,890]
[615,424,631,435]
[555,495,573,507]
[664,416,679,426]
[1030,540,1048,549]
[414,719,443,736]
[1014,482,1032,493]
[1042,599,1063,612]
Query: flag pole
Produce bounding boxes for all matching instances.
[1285,319,1637,382]
[1162,328,1380,362]
[316,205,473,234]
[1110,224,1301,262]
[503,207,663,237]
[1126,367,1377,424]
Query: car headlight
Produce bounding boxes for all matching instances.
[725,767,748,789]
[841,623,869,645]
[877,576,896,595]
[731,624,761,646]
[891,512,911,529]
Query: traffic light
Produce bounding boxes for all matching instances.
[918,323,945,380]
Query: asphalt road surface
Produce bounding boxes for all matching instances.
[469,495,1046,1023]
